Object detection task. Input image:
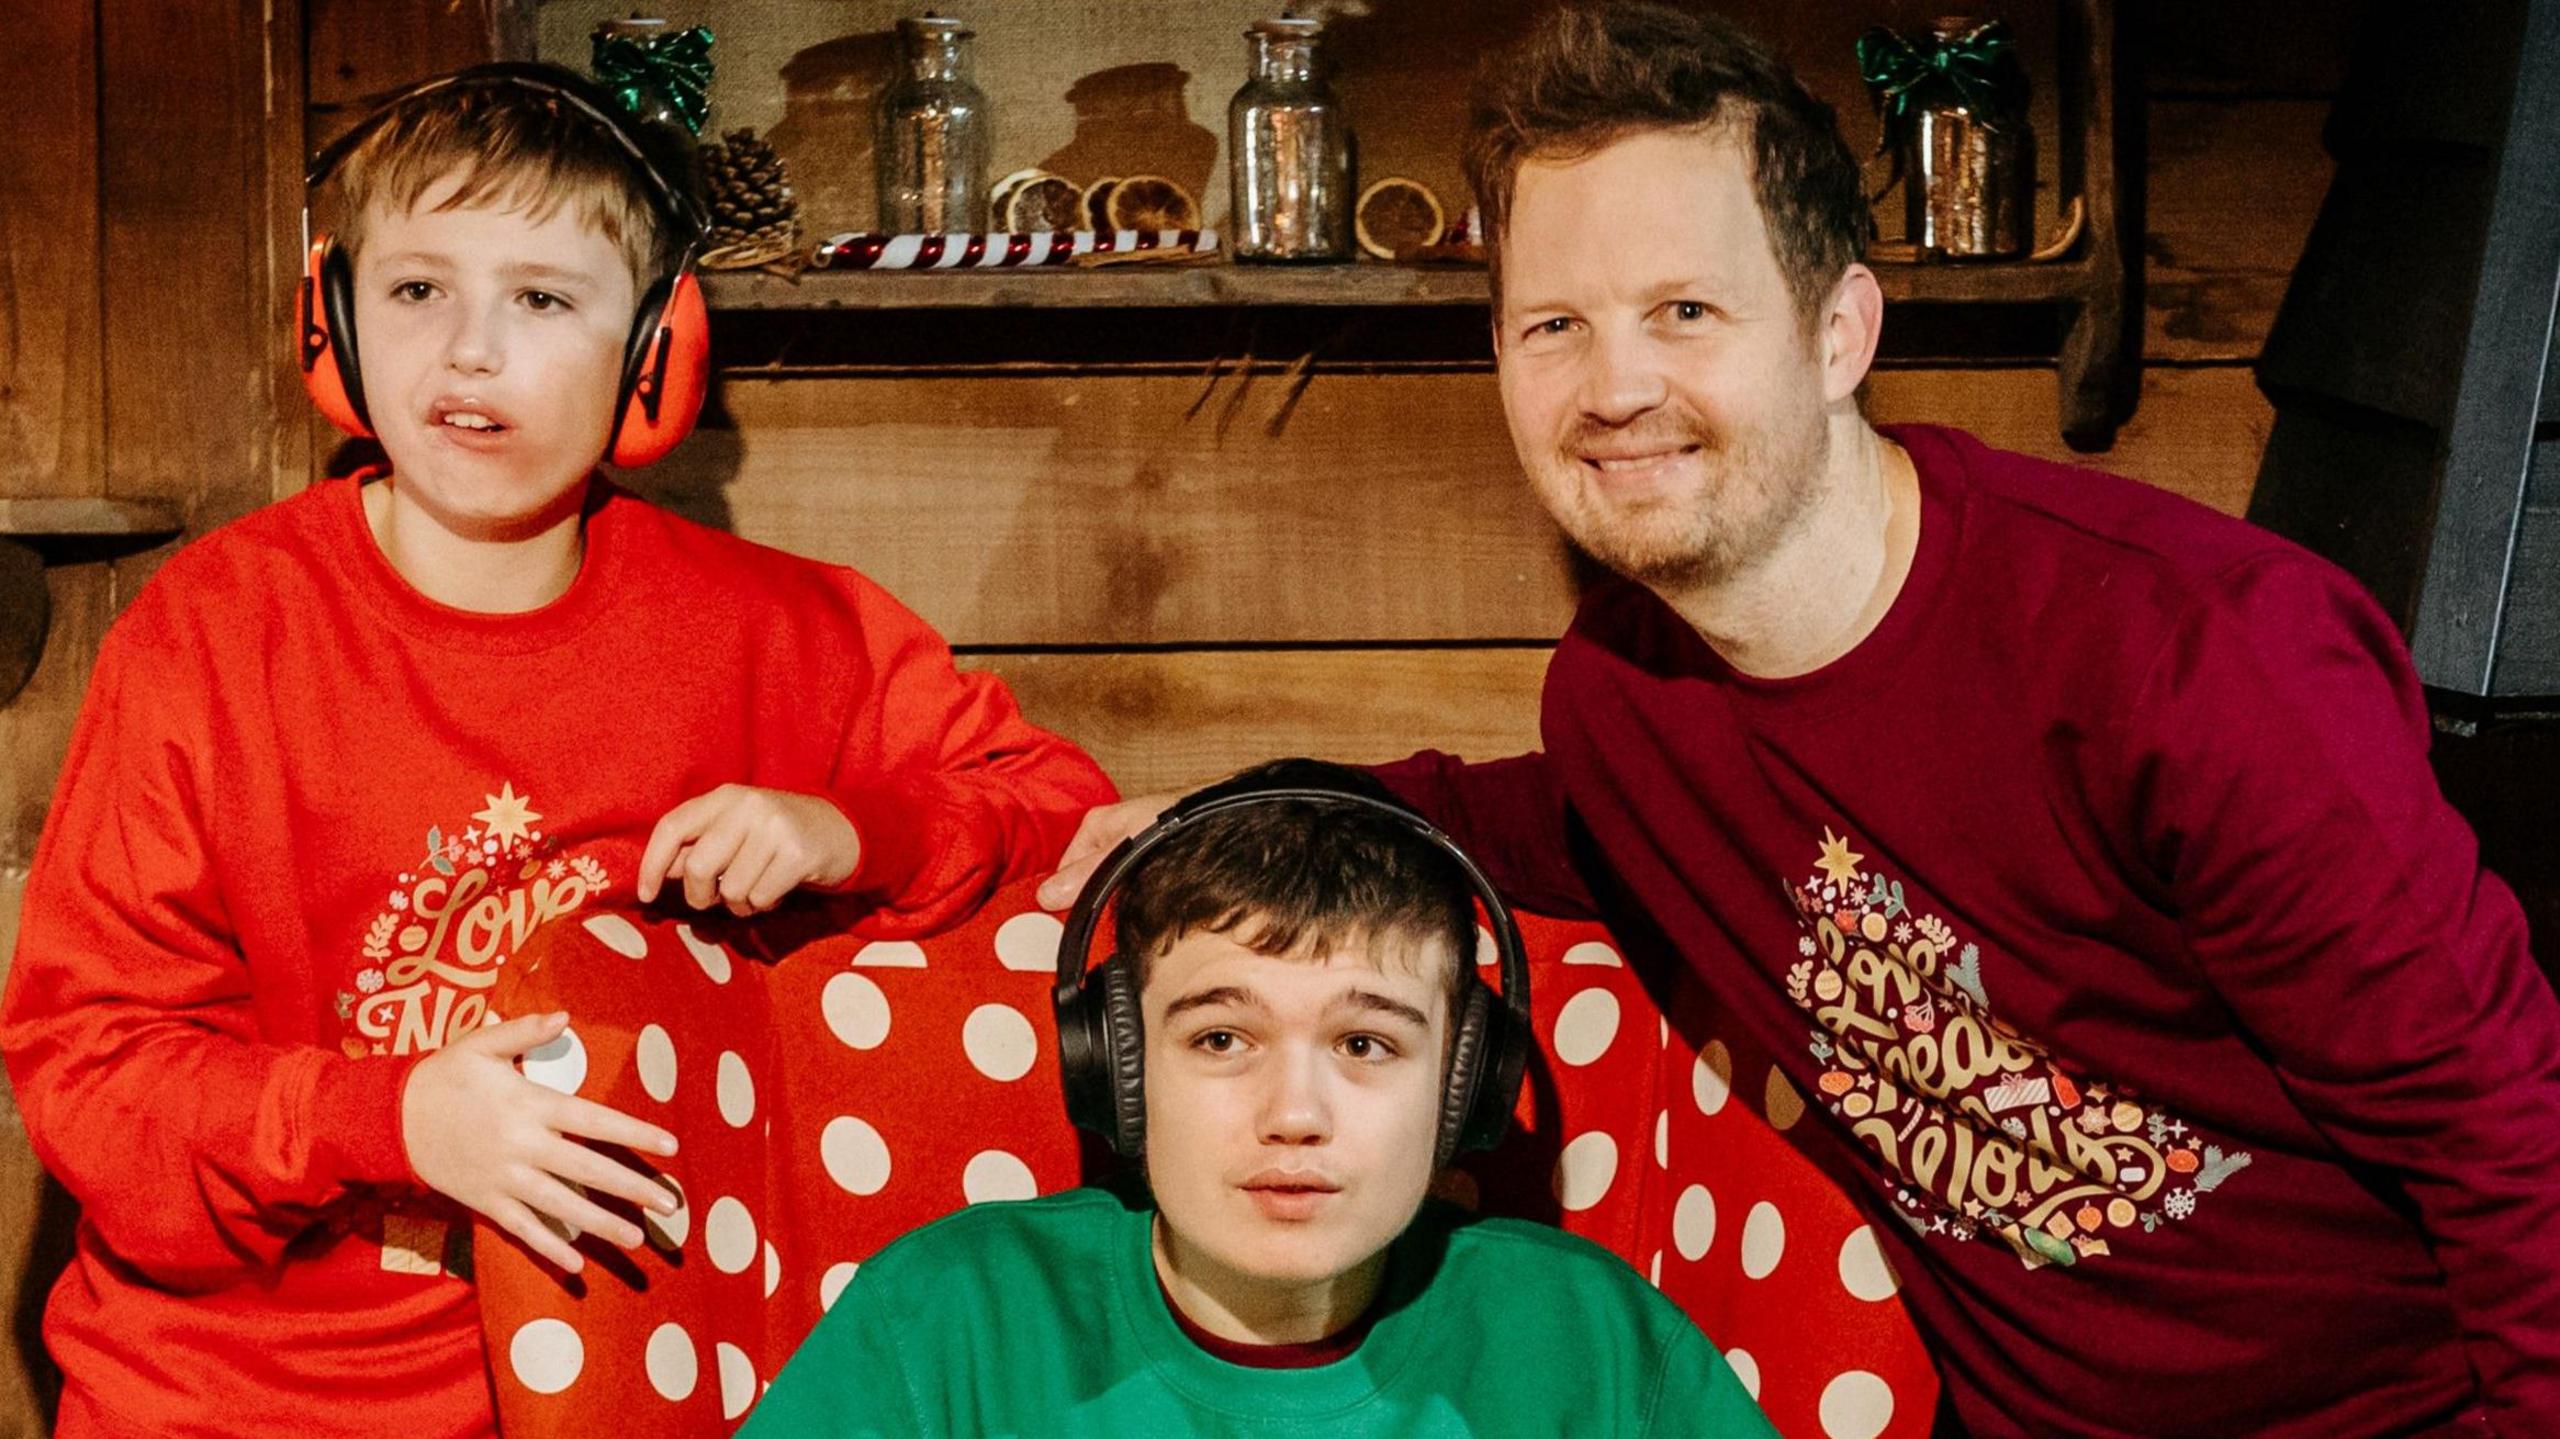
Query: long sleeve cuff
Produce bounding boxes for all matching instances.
[821,775,939,903]
[309,1050,432,1188]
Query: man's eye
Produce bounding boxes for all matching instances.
[1529,316,1575,338]
[1195,1030,1238,1054]
[1671,300,1709,322]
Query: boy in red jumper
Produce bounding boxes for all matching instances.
[0,67,1112,1438]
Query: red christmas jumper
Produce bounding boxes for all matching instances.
[1376,425,2560,1436]
[1,475,1116,1438]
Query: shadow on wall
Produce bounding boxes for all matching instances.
[1038,63,1218,208]
[767,30,901,239]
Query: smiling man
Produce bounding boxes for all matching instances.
[754,762,1772,1437]
[1043,6,2560,1435]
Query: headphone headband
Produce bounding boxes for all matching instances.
[1053,765,1534,1164]
[305,62,708,248]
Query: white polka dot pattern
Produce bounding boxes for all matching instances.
[819,1261,860,1313]
[1693,1041,1733,1115]
[962,1149,1038,1204]
[715,1051,755,1128]
[820,1116,891,1196]
[644,1322,697,1401]
[508,1318,583,1395]
[580,913,647,958]
[821,972,892,1051]
[675,924,733,984]
[1838,1226,1899,1302]
[1553,1131,1618,1212]
[1741,1201,1787,1279]
[1674,1184,1717,1261]
[716,1341,756,1420]
[704,1196,756,1275]
[1819,1370,1896,1439]
[992,911,1065,971]
[961,1003,1038,1082]
[635,1023,677,1102]
[1551,988,1621,1067]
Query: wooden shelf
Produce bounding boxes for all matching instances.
[702,256,2105,313]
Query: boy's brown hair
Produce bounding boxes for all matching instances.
[1464,1,1869,328]
[1113,773,1477,1013]
[332,74,694,292]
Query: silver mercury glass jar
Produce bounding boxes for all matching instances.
[1902,17,2032,261]
[1227,16,1350,262]
[876,14,990,234]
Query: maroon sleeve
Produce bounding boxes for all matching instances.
[1368,750,1602,921]
[2124,551,2560,1427]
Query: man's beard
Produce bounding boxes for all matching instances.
[1536,396,1830,594]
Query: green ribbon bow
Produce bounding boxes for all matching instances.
[1856,19,2025,152]
[592,25,715,136]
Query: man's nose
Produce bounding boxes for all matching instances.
[1576,328,1670,427]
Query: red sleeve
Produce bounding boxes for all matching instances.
[2125,552,2560,1427]
[1,601,423,1291]
[1368,749,1601,921]
[817,575,1116,937]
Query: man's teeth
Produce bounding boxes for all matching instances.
[443,412,501,431]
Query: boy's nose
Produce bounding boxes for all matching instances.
[1257,1049,1332,1145]
[444,304,505,377]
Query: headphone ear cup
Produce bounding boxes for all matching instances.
[298,237,372,438]
[1437,980,1498,1169]
[1096,956,1149,1159]
[608,269,708,468]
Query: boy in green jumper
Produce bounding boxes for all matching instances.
[749,762,1772,1436]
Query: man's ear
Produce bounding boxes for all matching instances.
[1818,263,1885,404]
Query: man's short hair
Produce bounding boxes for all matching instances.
[333,76,692,293]
[1464,1,1869,328]
[1113,768,1478,1011]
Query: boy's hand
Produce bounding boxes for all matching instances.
[637,784,860,915]
[1037,793,1178,910]
[402,1011,680,1274]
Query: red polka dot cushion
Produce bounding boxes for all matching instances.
[481,884,1937,1436]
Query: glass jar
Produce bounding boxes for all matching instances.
[1227,16,1350,262]
[589,17,704,139]
[876,14,990,234]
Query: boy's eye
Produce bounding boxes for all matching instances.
[1341,1033,1399,1062]
[392,281,437,303]
[522,290,568,312]
[1194,1030,1239,1055]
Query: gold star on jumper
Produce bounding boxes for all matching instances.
[1814,828,1866,885]
[472,784,542,846]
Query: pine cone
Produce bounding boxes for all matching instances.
[698,128,799,250]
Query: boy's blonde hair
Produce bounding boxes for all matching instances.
[333,76,692,293]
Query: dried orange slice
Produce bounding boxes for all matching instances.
[1355,176,1446,260]
[1104,175,1200,232]
[1080,176,1121,231]
[988,167,1051,220]
[1005,174,1086,233]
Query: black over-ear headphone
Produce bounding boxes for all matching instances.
[1054,760,1532,1170]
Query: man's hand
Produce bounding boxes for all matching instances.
[402,1012,681,1274]
[637,785,860,915]
[1036,793,1178,910]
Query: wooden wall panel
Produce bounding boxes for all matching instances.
[960,647,1551,796]
[635,365,2270,648]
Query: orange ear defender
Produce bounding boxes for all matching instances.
[296,63,712,467]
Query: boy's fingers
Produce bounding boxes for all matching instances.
[493,1196,585,1274]
[545,1137,679,1216]
[637,793,719,903]
[548,1092,680,1158]
[679,819,749,911]
[745,852,800,913]
[524,1172,645,1251]
[1038,795,1176,910]
[722,843,781,916]
[470,1010,569,1058]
